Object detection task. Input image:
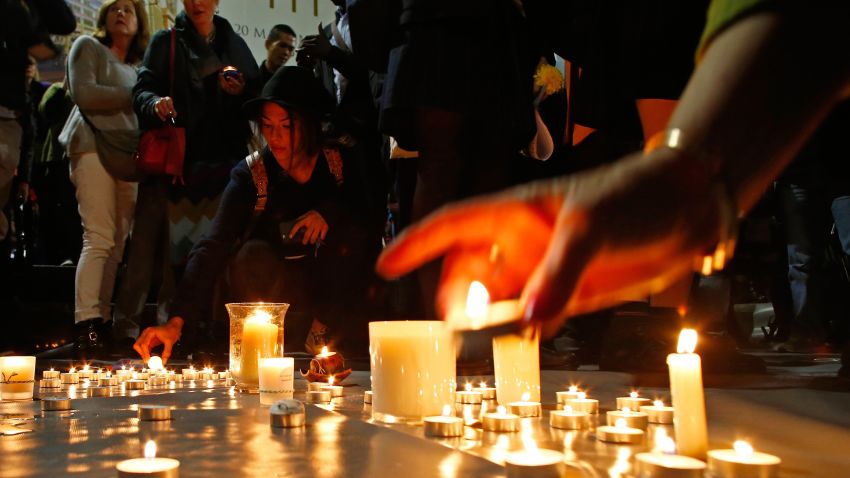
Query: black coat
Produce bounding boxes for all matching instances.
[133,12,261,169]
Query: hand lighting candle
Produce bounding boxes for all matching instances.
[707,440,781,478]
[667,329,708,459]
[116,440,180,478]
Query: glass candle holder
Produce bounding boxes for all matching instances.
[368,321,456,423]
[226,302,288,392]
[0,356,36,400]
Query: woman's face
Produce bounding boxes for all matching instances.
[105,0,139,39]
[183,0,218,27]
[261,102,303,166]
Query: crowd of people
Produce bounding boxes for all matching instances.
[3,1,850,376]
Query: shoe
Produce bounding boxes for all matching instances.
[304,319,328,355]
[73,318,108,360]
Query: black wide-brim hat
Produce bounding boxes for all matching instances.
[243,66,335,118]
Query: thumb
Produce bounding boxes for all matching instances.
[162,339,174,365]
[522,211,594,329]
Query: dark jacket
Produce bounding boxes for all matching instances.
[0,0,75,111]
[169,147,343,327]
[133,12,261,169]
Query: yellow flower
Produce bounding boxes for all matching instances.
[534,64,564,96]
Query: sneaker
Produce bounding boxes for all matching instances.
[304,319,328,355]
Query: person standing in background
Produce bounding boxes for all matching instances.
[259,24,296,85]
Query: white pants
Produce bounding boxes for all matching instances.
[69,152,137,323]
[0,118,22,241]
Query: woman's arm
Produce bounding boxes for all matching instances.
[67,36,133,111]
[133,30,171,126]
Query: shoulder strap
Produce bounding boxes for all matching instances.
[169,28,176,97]
[246,150,268,213]
[322,147,344,185]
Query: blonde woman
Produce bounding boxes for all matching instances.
[60,0,149,358]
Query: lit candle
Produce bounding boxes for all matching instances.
[607,406,649,430]
[39,378,61,389]
[363,390,373,405]
[555,385,581,407]
[116,440,180,478]
[124,379,146,390]
[312,346,345,375]
[641,400,675,424]
[320,375,344,399]
[78,364,94,380]
[635,429,706,478]
[549,405,589,430]
[482,405,520,432]
[473,381,497,401]
[0,356,36,400]
[456,382,483,404]
[138,405,171,421]
[596,418,644,444]
[565,391,598,414]
[239,310,280,390]
[306,389,332,404]
[181,366,196,381]
[667,329,708,459]
[617,390,651,410]
[424,404,464,437]
[270,399,306,428]
[508,392,542,418]
[147,357,164,372]
[258,357,294,405]
[707,441,781,478]
[43,368,60,379]
[308,381,327,392]
[504,431,566,478]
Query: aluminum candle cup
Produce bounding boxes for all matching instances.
[508,399,542,418]
[607,408,649,430]
[43,370,60,379]
[566,395,598,414]
[504,449,566,478]
[99,376,119,387]
[125,380,146,390]
[60,372,79,385]
[456,390,483,404]
[138,405,171,421]
[148,376,167,387]
[481,406,520,432]
[473,386,497,401]
[556,388,581,405]
[181,369,197,381]
[116,441,179,478]
[423,415,464,437]
[88,386,111,397]
[321,383,344,398]
[42,397,71,411]
[306,390,332,404]
[269,399,306,428]
[369,321,456,423]
[596,420,644,444]
[307,382,326,392]
[363,390,373,404]
[707,442,781,478]
[641,402,675,424]
[39,378,61,389]
[635,452,707,478]
[549,408,590,430]
[617,394,651,411]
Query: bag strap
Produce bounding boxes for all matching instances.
[246,150,268,213]
[322,147,344,185]
[169,28,176,98]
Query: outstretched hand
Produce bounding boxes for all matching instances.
[133,318,184,365]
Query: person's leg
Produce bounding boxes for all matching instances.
[0,118,23,241]
[99,178,137,321]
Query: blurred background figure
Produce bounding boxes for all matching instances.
[260,24,296,85]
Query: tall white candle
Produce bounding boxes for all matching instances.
[0,356,36,400]
[240,310,280,388]
[667,329,708,459]
[258,357,294,405]
[369,321,456,423]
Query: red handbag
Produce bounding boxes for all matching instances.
[136,28,185,178]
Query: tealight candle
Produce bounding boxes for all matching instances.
[148,376,167,387]
[270,399,306,428]
[596,418,644,444]
[549,406,589,430]
[508,392,542,418]
[617,391,651,410]
[565,392,598,414]
[635,428,707,478]
[607,406,649,430]
[504,447,565,478]
[116,440,179,478]
[78,365,94,380]
[556,386,581,406]
[124,379,146,391]
[641,400,675,424]
[181,368,197,381]
[308,382,327,392]
[481,405,520,432]
[41,397,71,411]
[473,381,497,401]
[139,405,171,421]
[61,368,79,385]
[88,386,111,397]
[39,378,61,389]
[258,357,294,405]
[667,329,708,459]
[320,375,343,399]
[707,441,781,478]
[456,382,483,404]
[306,389,331,404]
[99,376,118,387]
[43,369,60,379]
[363,390,373,405]
[424,405,463,437]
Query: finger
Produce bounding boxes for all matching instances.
[161,339,174,365]
[435,246,500,320]
[133,330,152,362]
[289,220,306,238]
[319,225,328,241]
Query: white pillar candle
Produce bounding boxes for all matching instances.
[116,441,180,478]
[641,400,675,424]
[617,390,651,410]
[707,441,781,478]
[667,329,708,459]
[239,310,280,390]
[491,301,541,406]
[481,405,520,432]
[565,392,598,414]
[0,356,36,400]
[258,357,294,405]
[607,406,649,430]
[369,321,456,423]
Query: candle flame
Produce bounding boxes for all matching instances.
[82,364,90,371]
[569,385,578,393]
[247,309,273,323]
[465,281,489,326]
[328,375,335,386]
[653,400,664,408]
[521,392,530,402]
[479,381,487,388]
[615,418,627,429]
[734,440,754,456]
[577,392,587,400]
[564,406,573,413]
[622,407,631,413]
[464,382,472,392]
[441,404,453,417]
[677,329,698,354]
[497,405,507,415]
[144,440,157,459]
[49,367,54,372]
[320,346,329,356]
[69,367,76,373]
[630,391,638,398]
[148,356,163,371]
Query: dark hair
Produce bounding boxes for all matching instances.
[251,104,323,159]
[93,0,150,65]
[266,24,296,44]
